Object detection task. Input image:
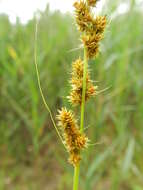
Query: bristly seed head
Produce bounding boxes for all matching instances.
[82,33,102,58]
[57,107,88,166]
[93,16,107,34]
[73,0,92,32]
[68,58,98,105]
[74,0,107,59]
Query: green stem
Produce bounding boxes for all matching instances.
[73,164,80,190]
[34,20,65,147]
[73,48,88,190]
[80,47,88,133]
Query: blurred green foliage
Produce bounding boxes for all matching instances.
[0,1,143,189]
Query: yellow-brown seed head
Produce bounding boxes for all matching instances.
[57,107,75,130]
[72,58,84,78]
[73,0,93,32]
[74,0,107,59]
[68,58,98,105]
[57,108,88,166]
[82,33,102,58]
[69,151,81,166]
[93,16,107,34]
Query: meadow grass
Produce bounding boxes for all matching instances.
[0,1,143,189]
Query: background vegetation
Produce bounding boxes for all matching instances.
[0,0,143,189]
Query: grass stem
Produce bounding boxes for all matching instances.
[80,47,88,133]
[34,20,65,147]
[73,164,80,190]
[73,47,88,190]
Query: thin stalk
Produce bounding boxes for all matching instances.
[73,164,80,190]
[34,20,65,147]
[80,47,88,133]
[73,47,88,190]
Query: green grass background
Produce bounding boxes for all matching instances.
[0,0,143,189]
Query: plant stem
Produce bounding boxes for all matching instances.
[73,47,88,190]
[73,164,80,190]
[80,47,88,133]
[34,20,65,147]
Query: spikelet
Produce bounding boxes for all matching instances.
[68,58,98,105]
[74,0,107,59]
[87,0,99,7]
[93,16,107,33]
[57,108,88,166]
[73,0,92,32]
[82,33,102,58]
[83,16,106,58]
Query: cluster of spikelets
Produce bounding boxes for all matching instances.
[74,0,106,58]
[56,0,106,167]
[68,58,98,106]
[57,108,88,166]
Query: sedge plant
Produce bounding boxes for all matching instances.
[34,0,107,189]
